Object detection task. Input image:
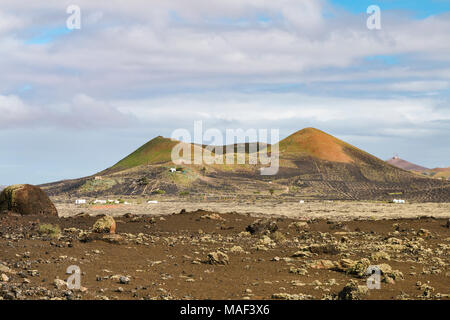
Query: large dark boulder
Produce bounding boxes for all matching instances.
[246,219,278,235]
[0,184,58,216]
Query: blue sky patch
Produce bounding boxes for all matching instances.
[330,0,450,18]
[364,54,401,65]
[25,26,72,45]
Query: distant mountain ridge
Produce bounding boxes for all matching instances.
[386,156,429,172]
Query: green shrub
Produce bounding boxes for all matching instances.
[271,231,287,243]
[138,177,149,186]
[39,224,61,239]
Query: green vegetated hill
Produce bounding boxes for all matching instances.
[111,136,178,170]
[41,128,450,202]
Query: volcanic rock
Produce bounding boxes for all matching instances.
[0,184,57,216]
[246,219,278,235]
[207,251,229,265]
[92,216,116,234]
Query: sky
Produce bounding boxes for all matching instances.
[0,0,449,185]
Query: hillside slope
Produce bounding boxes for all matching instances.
[41,128,450,202]
[386,156,429,171]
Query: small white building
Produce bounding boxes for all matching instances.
[75,199,86,205]
[299,200,305,204]
[148,200,158,204]
[169,168,177,173]
[393,199,406,204]
[94,200,107,204]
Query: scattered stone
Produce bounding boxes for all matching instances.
[102,234,124,244]
[289,267,308,275]
[371,251,391,261]
[288,221,309,230]
[272,293,313,300]
[309,244,340,255]
[229,246,245,253]
[119,276,130,284]
[93,216,116,234]
[417,229,431,237]
[335,258,371,278]
[338,280,369,300]
[54,279,67,290]
[292,250,312,258]
[310,259,336,270]
[207,251,229,265]
[0,263,15,274]
[200,213,224,221]
[246,219,278,235]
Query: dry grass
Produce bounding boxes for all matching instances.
[54,199,450,221]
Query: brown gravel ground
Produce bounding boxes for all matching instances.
[0,210,449,300]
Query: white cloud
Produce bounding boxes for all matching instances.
[0,0,449,181]
[0,10,25,35]
[0,0,449,96]
[0,94,135,129]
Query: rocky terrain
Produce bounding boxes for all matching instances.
[1,209,449,300]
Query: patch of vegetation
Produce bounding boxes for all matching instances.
[179,191,190,196]
[152,189,166,195]
[39,224,61,239]
[137,177,149,186]
[271,231,287,243]
[80,178,117,192]
[112,136,178,170]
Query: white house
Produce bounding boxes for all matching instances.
[393,199,406,204]
[94,200,107,204]
[148,200,158,204]
[169,168,177,173]
[299,200,305,204]
[75,199,86,205]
